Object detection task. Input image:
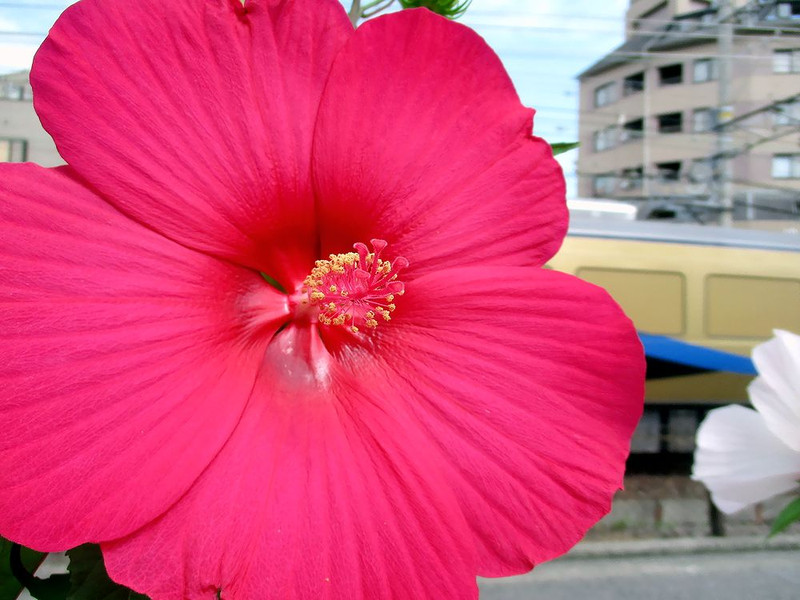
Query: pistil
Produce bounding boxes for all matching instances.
[302,239,407,333]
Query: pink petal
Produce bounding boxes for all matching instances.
[360,266,645,575]
[312,9,567,275]
[693,405,800,513]
[31,0,351,286]
[0,164,288,549]
[103,323,479,600]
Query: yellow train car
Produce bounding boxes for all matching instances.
[549,216,800,470]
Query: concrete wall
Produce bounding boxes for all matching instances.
[588,475,800,540]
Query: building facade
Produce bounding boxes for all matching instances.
[578,0,800,223]
[0,71,62,167]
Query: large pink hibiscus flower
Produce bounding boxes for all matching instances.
[0,0,645,598]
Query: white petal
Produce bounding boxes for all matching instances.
[750,330,800,452]
[704,477,799,514]
[692,405,800,514]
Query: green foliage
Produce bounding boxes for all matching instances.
[22,572,70,600]
[260,271,287,293]
[1,539,69,600]
[0,540,147,600]
[397,0,471,19]
[1,538,44,600]
[550,142,579,156]
[66,545,146,600]
[769,496,800,538]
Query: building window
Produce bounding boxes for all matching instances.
[774,100,800,126]
[689,158,716,183]
[0,81,32,101]
[623,72,645,96]
[658,112,683,133]
[592,126,617,152]
[620,118,644,142]
[620,167,643,190]
[775,2,800,19]
[772,153,800,178]
[692,108,716,132]
[656,161,681,181]
[0,138,27,162]
[773,48,800,73]
[592,174,617,196]
[658,63,683,85]
[692,58,717,82]
[593,82,617,108]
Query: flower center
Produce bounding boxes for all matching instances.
[302,239,408,333]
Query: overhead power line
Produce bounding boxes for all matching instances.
[0,32,793,65]
[472,19,800,38]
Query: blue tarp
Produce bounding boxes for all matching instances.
[638,332,757,376]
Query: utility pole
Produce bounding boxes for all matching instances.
[715,0,735,226]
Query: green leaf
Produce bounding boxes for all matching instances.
[1,538,43,600]
[1,540,69,600]
[259,272,287,294]
[769,496,800,538]
[397,0,471,19]
[20,574,70,600]
[66,545,145,600]
[550,141,579,156]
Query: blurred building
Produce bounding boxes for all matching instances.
[578,0,800,223]
[0,70,61,166]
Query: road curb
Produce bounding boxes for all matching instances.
[561,534,800,560]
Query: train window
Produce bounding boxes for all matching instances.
[630,410,661,453]
[576,268,685,335]
[666,410,698,452]
[705,275,800,337]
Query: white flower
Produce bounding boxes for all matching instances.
[692,330,800,514]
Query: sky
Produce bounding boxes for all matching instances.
[0,0,631,196]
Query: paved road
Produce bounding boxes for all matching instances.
[479,549,800,600]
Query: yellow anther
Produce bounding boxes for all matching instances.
[302,240,406,335]
[388,304,396,311]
